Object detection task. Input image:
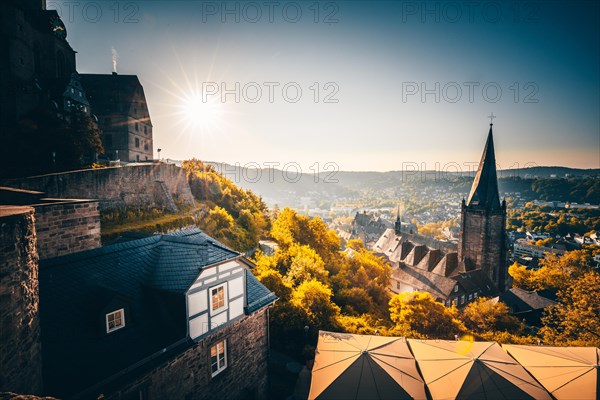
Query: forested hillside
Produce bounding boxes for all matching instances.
[182,159,270,252]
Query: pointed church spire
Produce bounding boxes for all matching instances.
[466,123,501,210]
[394,203,402,235]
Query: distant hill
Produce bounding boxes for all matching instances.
[198,162,599,207]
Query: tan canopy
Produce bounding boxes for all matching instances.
[408,339,552,399]
[308,331,428,400]
[503,344,600,400]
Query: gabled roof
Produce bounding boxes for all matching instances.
[41,227,239,293]
[466,125,502,210]
[394,263,458,299]
[431,253,458,277]
[454,269,499,297]
[499,288,555,313]
[245,269,278,313]
[38,227,275,398]
[80,73,151,120]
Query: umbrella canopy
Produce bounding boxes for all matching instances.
[308,331,427,400]
[408,339,552,400]
[503,345,600,400]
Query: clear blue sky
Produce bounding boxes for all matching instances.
[49,0,600,171]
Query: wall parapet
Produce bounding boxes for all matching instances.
[1,163,195,213]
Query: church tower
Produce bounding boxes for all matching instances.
[394,206,402,235]
[458,122,508,291]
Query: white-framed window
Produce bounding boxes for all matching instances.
[210,339,227,377]
[460,295,465,304]
[210,283,228,315]
[468,293,473,301]
[106,308,125,333]
[454,285,459,293]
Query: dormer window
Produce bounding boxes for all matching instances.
[106,308,125,333]
[210,283,228,315]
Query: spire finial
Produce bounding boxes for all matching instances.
[488,112,496,126]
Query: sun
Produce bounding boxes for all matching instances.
[181,92,223,130]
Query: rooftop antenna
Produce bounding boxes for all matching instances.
[488,112,496,126]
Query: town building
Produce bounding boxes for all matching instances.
[0,198,277,399]
[513,241,566,258]
[496,288,556,326]
[349,211,394,248]
[81,73,154,162]
[374,123,509,307]
[0,0,77,129]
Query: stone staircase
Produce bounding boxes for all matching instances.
[155,181,178,213]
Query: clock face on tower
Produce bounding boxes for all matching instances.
[50,15,67,40]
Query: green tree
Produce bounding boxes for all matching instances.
[182,159,270,252]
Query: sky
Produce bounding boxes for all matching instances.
[48,0,600,172]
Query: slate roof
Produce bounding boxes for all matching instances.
[80,73,152,122]
[394,263,458,299]
[377,227,499,302]
[499,288,556,314]
[466,125,502,210]
[245,269,278,313]
[39,227,276,398]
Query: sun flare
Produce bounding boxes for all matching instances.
[181,93,223,130]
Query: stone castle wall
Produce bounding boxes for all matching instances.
[2,164,195,213]
[0,207,43,395]
[104,308,269,400]
[34,201,101,259]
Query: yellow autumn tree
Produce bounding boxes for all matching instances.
[291,279,341,330]
[284,244,329,286]
[540,271,600,347]
[389,291,464,339]
[461,297,522,334]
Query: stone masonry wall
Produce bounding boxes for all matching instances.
[34,201,101,260]
[105,308,270,400]
[2,164,195,213]
[0,207,43,395]
[458,207,507,290]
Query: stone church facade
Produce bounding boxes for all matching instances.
[374,124,508,307]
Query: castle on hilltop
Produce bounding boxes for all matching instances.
[0,0,154,177]
[374,123,508,306]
